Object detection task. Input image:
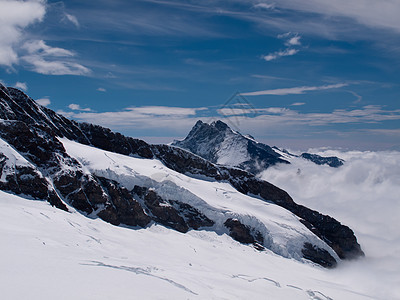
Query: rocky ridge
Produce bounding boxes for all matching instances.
[173,120,344,172]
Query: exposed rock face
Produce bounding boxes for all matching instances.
[172,120,289,174]
[133,185,214,232]
[0,84,364,267]
[97,178,151,227]
[302,242,337,268]
[300,153,344,168]
[224,218,264,246]
[0,154,67,211]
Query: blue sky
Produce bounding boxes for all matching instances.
[1,0,400,150]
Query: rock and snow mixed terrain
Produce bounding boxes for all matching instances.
[2,84,394,299]
[172,120,344,175]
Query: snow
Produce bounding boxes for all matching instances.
[60,138,337,262]
[0,138,33,182]
[0,190,374,299]
[216,130,250,166]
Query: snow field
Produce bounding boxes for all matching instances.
[0,191,371,299]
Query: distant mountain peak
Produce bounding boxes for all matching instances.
[173,120,289,174]
[210,119,230,131]
[176,120,345,171]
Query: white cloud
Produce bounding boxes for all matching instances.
[22,56,90,75]
[263,48,299,61]
[0,0,45,67]
[0,1,89,75]
[253,3,275,10]
[23,40,74,57]
[241,83,348,96]
[62,102,400,146]
[21,40,90,75]
[14,81,27,91]
[262,32,302,61]
[291,102,305,106]
[278,32,302,46]
[220,105,400,130]
[64,13,79,28]
[273,0,400,33]
[218,107,289,116]
[260,150,400,298]
[126,106,205,116]
[60,106,208,135]
[285,35,301,46]
[97,87,106,92]
[68,103,92,111]
[35,97,51,107]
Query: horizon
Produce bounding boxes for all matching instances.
[1,0,399,151]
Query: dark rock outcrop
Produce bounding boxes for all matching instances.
[302,242,337,268]
[224,218,264,248]
[97,178,151,227]
[300,153,344,168]
[133,185,214,232]
[0,157,67,211]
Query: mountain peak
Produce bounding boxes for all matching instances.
[173,120,289,173]
[210,120,229,131]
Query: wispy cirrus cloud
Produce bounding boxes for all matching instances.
[126,106,206,116]
[219,105,400,130]
[263,48,299,62]
[59,102,400,144]
[272,0,400,33]
[367,129,400,136]
[22,40,74,57]
[262,32,302,62]
[21,40,90,75]
[241,83,348,96]
[58,105,208,134]
[252,3,275,10]
[64,13,79,28]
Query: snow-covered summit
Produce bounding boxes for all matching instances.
[173,120,344,173]
[173,120,289,174]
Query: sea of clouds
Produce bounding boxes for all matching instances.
[260,149,400,299]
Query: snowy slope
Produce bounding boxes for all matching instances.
[60,138,338,263]
[0,190,374,300]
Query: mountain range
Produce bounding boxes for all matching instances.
[0,83,363,269]
[172,120,344,175]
